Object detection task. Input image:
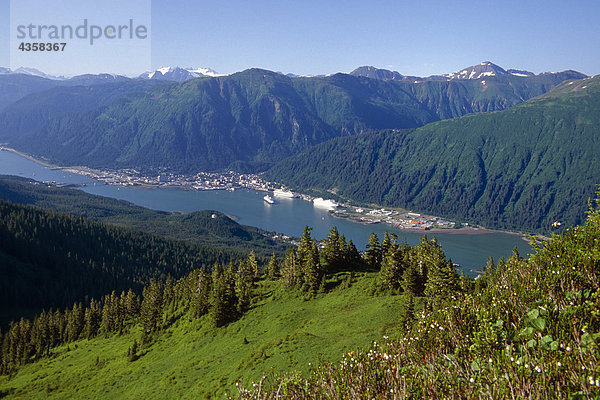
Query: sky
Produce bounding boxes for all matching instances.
[0,0,599,77]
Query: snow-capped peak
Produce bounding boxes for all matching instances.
[187,67,223,77]
[444,61,508,80]
[0,66,66,80]
[140,66,225,82]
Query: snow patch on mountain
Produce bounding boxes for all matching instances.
[140,66,225,82]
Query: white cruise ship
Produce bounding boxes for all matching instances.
[273,188,298,198]
[312,197,339,210]
[263,194,275,204]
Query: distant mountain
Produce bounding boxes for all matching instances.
[265,75,600,232]
[350,66,406,81]
[443,61,510,80]
[68,73,132,85]
[0,68,586,173]
[506,69,535,77]
[0,74,64,111]
[139,66,224,82]
[0,70,158,111]
[350,61,578,82]
[9,67,65,80]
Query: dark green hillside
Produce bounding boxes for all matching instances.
[0,80,165,138]
[0,69,582,172]
[0,74,62,111]
[0,200,258,327]
[266,76,600,232]
[0,175,286,254]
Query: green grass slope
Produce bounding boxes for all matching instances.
[0,273,409,399]
[266,76,600,232]
[239,193,600,399]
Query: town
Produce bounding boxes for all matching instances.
[54,165,461,232]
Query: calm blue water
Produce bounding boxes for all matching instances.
[0,150,531,274]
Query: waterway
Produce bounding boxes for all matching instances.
[0,150,532,274]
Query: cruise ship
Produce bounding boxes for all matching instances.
[263,194,275,204]
[273,188,298,198]
[312,197,339,210]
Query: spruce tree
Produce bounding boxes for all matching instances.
[302,241,322,294]
[425,259,459,306]
[84,299,102,339]
[247,250,259,279]
[265,252,280,280]
[140,280,163,335]
[399,293,415,331]
[281,247,299,287]
[321,226,343,273]
[210,263,238,327]
[344,239,363,270]
[364,232,382,269]
[296,225,315,271]
[189,270,211,318]
[235,260,253,314]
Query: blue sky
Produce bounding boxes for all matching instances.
[1,0,599,77]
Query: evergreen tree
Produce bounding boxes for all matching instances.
[84,299,102,339]
[140,280,163,335]
[379,238,406,291]
[344,239,363,270]
[400,264,421,297]
[247,250,259,279]
[189,270,211,318]
[302,241,322,294]
[235,260,253,314]
[399,293,415,331]
[281,247,299,287]
[66,302,84,342]
[265,252,280,280]
[459,270,473,293]
[321,226,344,273]
[485,256,496,277]
[296,226,315,270]
[381,231,395,258]
[123,289,140,319]
[364,232,382,269]
[425,259,459,306]
[210,263,238,327]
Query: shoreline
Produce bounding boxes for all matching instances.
[0,146,529,239]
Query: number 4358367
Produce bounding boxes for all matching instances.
[18,42,66,51]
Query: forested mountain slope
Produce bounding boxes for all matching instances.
[0,200,262,326]
[0,69,583,172]
[266,76,600,232]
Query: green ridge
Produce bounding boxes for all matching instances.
[266,76,600,232]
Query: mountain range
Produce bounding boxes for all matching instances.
[138,66,224,82]
[0,64,584,173]
[350,61,548,82]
